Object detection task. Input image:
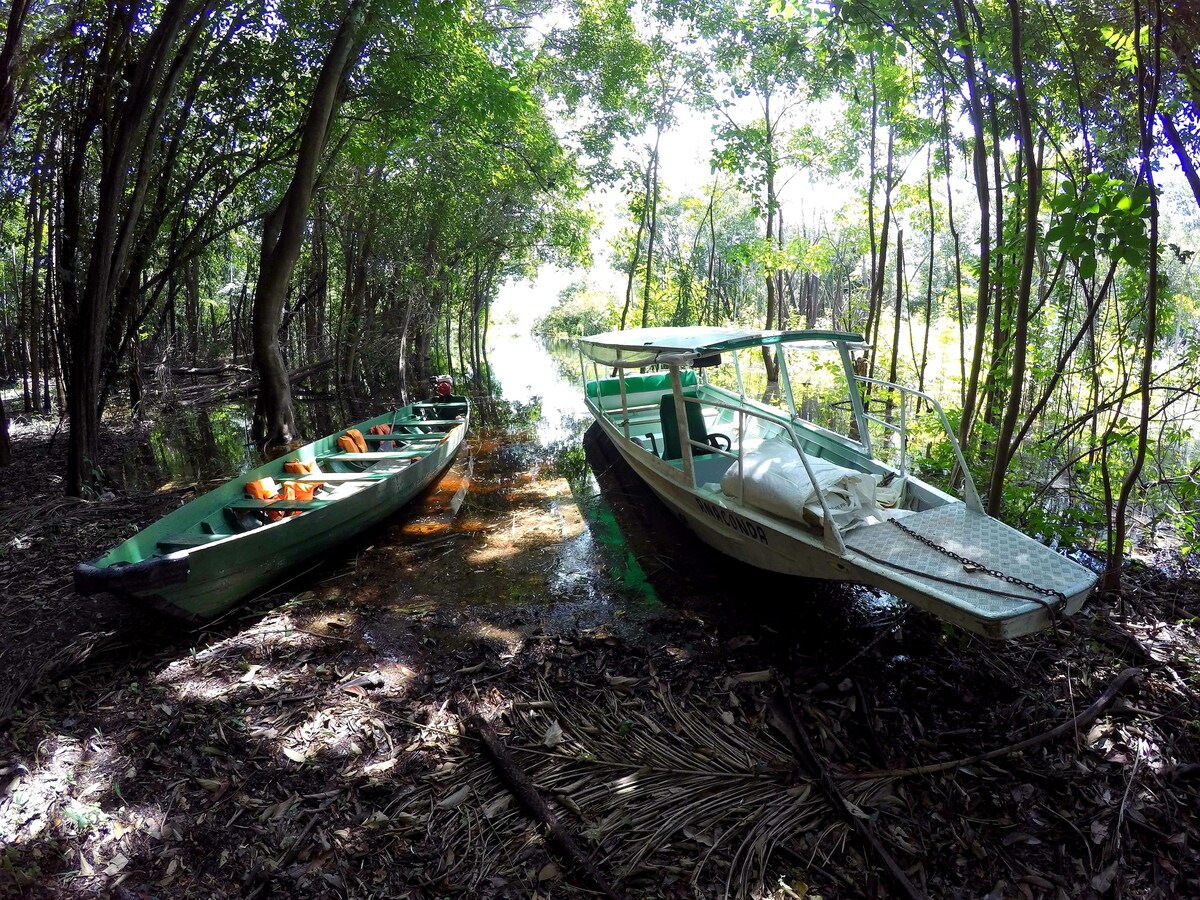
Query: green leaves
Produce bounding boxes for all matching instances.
[1045,175,1154,274]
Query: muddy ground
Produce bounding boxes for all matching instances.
[1,408,1199,899]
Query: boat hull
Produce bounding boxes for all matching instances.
[589,410,1091,640]
[77,402,467,621]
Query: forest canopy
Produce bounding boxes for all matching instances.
[0,0,1196,588]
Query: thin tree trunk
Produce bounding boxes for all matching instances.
[0,0,32,155]
[704,183,718,324]
[619,160,651,331]
[640,126,662,328]
[0,387,10,465]
[760,89,780,382]
[252,0,365,446]
[953,0,992,454]
[887,229,904,419]
[919,159,935,405]
[986,0,1042,516]
[942,82,967,414]
[27,142,45,414]
[981,66,1007,435]
[865,54,878,340]
[867,124,894,382]
[1158,111,1200,212]
[1106,0,1161,589]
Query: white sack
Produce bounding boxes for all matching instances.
[720,439,882,529]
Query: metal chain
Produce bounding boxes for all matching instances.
[888,517,1066,602]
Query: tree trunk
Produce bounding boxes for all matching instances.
[887,229,904,419]
[865,54,878,339]
[919,159,935,404]
[866,124,894,382]
[0,0,31,156]
[1158,111,1200,212]
[185,253,200,363]
[26,142,45,414]
[1105,0,1161,589]
[705,182,718,324]
[251,0,365,446]
[981,74,1007,436]
[63,0,212,495]
[0,387,10,466]
[986,0,1043,516]
[640,127,662,329]
[953,0,992,454]
[761,90,780,383]
[619,160,651,331]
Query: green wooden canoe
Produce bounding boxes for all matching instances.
[75,396,469,621]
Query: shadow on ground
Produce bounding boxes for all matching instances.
[2,412,1198,899]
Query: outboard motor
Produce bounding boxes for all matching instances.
[430,374,454,398]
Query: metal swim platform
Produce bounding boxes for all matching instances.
[845,504,1094,632]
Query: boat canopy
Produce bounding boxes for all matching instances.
[579,327,867,369]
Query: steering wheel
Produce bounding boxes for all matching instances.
[707,433,732,451]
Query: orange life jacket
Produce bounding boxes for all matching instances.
[245,477,287,521]
[245,477,280,500]
[368,424,393,450]
[283,459,322,476]
[337,428,368,454]
[281,480,318,502]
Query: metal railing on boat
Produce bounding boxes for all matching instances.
[670,392,850,554]
[849,375,983,514]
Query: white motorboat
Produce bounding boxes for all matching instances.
[578,326,1096,639]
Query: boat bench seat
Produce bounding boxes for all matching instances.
[227,498,335,511]
[157,532,230,550]
[391,419,462,427]
[617,409,662,426]
[588,371,698,412]
[320,450,429,462]
[291,471,397,483]
[362,433,445,443]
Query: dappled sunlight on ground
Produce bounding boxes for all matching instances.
[2,416,1199,897]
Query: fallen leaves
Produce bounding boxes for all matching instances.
[2,424,1199,899]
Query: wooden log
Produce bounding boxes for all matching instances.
[461,711,623,900]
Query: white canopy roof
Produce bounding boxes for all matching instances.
[578,327,866,368]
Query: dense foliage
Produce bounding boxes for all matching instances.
[537,0,1198,584]
[0,0,1195,587]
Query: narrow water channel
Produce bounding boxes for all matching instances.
[480,318,893,645]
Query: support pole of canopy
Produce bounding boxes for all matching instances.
[838,342,873,456]
[668,365,695,487]
[775,346,799,420]
[618,368,630,439]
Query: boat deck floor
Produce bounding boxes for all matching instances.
[844,503,1094,623]
[156,460,417,553]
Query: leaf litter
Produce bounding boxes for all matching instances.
[0,419,1198,897]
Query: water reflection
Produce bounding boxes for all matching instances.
[481,327,666,610]
[121,404,257,490]
[484,326,587,445]
[124,392,396,492]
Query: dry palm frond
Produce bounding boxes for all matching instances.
[430,674,895,898]
[0,631,116,726]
